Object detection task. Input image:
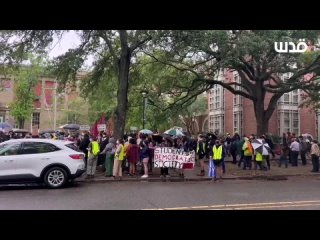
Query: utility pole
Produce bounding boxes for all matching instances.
[53,79,58,131]
[141,89,148,129]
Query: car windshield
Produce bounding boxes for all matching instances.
[65,143,82,152]
[0,143,18,155]
[0,144,9,152]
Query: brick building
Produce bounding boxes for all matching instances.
[208,70,320,140]
[0,72,89,135]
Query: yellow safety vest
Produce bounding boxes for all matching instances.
[213,145,223,160]
[116,145,125,161]
[89,141,100,157]
[256,152,263,161]
[197,142,206,153]
[243,141,252,156]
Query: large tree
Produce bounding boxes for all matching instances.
[0,30,157,139]
[9,56,44,128]
[145,30,320,135]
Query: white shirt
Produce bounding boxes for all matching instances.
[290,141,300,152]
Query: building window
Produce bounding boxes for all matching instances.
[279,110,300,135]
[32,112,40,128]
[209,115,214,132]
[209,85,224,111]
[233,111,243,136]
[233,73,243,107]
[279,90,300,105]
[278,73,300,106]
[209,95,214,111]
[209,114,224,134]
[292,90,299,105]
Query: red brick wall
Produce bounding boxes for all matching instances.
[300,106,316,135]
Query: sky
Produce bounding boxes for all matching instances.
[47,31,94,67]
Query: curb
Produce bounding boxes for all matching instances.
[76,173,320,183]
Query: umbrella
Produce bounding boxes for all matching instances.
[164,128,185,137]
[302,133,313,140]
[0,122,13,132]
[12,129,30,133]
[39,130,56,134]
[139,129,153,135]
[59,124,80,130]
[251,139,271,156]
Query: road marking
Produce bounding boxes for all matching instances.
[190,206,209,209]
[220,203,320,210]
[141,200,320,210]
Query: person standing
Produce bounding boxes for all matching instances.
[140,140,150,178]
[196,135,207,176]
[311,140,320,172]
[242,137,253,170]
[255,151,265,170]
[261,135,271,170]
[126,138,140,176]
[79,131,90,169]
[230,133,240,165]
[279,143,289,168]
[123,136,132,174]
[298,136,308,166]
[100,137,116,177]
[86,136,100,178]
[210,140,225,181]
[290,138,300,167]
[113,139,125,180]
[98,134,109,170]
[225,133,232,157]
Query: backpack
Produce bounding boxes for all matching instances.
[248,142,253,155]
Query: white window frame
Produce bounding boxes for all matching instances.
[233,73,243,107]
[233,111,243,136]
[278,109,300,136]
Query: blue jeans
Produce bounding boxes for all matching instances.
[222,157,226,173]
[243,156,252,169]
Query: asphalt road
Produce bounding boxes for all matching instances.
[0,177,320,210]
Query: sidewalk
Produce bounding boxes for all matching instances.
[77,156,320,183]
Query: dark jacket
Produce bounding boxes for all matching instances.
[140,145,150,159]
[79,135,90,154]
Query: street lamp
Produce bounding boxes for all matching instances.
[141,89,148,129]
[191,112,196,134]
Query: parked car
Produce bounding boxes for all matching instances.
[0,139,85,188]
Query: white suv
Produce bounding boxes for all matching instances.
[0,139,85,188]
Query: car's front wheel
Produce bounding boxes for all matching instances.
[44,167,68,188]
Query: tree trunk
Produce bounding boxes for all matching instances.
[113,35,131,140]
[18,119,25,129]
[254,99,268,136]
